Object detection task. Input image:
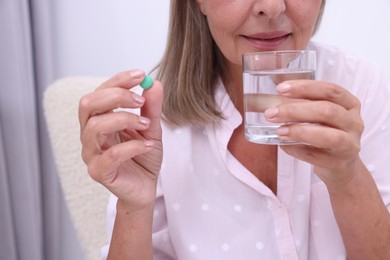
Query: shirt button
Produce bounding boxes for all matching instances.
[276,207,286,216]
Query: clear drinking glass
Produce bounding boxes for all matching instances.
[243,50,316,145]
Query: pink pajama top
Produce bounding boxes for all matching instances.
[101,42,390,260]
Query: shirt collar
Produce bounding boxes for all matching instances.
[214,77,242,130]
[209,78,243,159]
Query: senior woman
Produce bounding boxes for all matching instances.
[79,0,390,259]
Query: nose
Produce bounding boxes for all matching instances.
[253,0,286,18]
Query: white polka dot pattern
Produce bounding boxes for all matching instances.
[189,244,198,252]
[100,46,390,260]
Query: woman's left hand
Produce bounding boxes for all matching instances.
[264,80,364,188]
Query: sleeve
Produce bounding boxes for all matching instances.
[100,177,177,259]
[359,64,390,211]
[99,194,117,259]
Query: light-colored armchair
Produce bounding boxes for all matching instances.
[43,77,110,260]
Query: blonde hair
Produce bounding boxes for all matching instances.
[157,0,326,126]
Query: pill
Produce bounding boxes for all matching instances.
[140,75,153,89]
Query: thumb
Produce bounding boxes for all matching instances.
[140,80,164,139]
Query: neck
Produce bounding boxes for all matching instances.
[223,62,244,115]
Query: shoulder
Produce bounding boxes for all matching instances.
[310,41,381,78]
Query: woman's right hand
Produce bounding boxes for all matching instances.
[78,69,163,210]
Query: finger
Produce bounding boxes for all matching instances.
[139,80,164,140]
[87,140,154,185]
[82,111,151,151]
[276,123,360,153]
[265,100,353,130]
[79,88,145,131]
[277,80,361,110]
[97,69,145,90]
[280,144,334,169]
[79,69,147,131]
[244,93,297,113]
[81,112,150,164]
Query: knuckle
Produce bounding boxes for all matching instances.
[106,146,121,162]
[320,105,340,119]
[328,132,347,148]
[284,103,298,117]
[87,163,101,182]
[79,94,93,111]
[324,84,344,100]
[352,141,361,154]
[113,71,130,84]
[112,89,129,107]
[355,118,365,134]
[81,147,89,164]
[329,132,360,156]
[352,97,362,109]
[87,116,100,130]
[114,113,131,129]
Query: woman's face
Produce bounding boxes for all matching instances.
[196,0,323,68]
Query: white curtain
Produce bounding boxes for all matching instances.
[0,0,83,259]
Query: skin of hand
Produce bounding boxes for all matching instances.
[78,69,164,211]
[264,79,390,259]
[264,79,364,187]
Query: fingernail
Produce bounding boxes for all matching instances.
[277,126,289,136]
[139,116,150,125]
[132,93,145,104]
[130,69,145,79]
[264,107,279,118]
[277,83,291,93]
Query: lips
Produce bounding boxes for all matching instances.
[243,32,291,50]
